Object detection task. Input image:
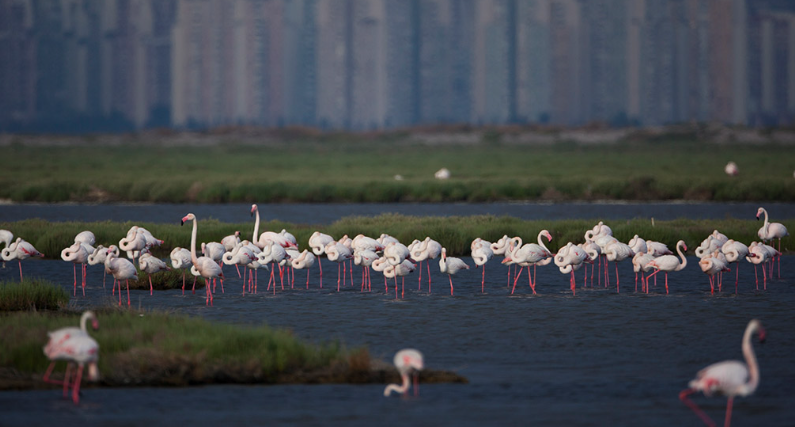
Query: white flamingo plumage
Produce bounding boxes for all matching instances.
[138,249,171,296]
[42,314,100,405]
[88,244,118,288]
[384,259,416,299]
[721,240,749,293]
[105,249,137,306]
[604,241,634,293]
[503,231,553,295]
[326,241,353,292]
[631,251,656,293]
[554,242,589,295]
[679,319,765,427]
[170,247,194,294]
[644,240,688,294]
[699,254,731,294]
[290,250,316,288]
[221,231,241,251]
[646,240,674,257]
[439,247,468,296]
[471,238,494,292]
[384,349,424,397]
[628,235,647,255]
[182,213,223,306]
[410,237,442,291]
[756,207,788,279]
[1,237,45,281]
[354,249,378,292]
[61,241,91,296]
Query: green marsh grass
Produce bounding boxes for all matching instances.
[0,279,70,311]
[2,215,791,260]
[1,140,794,203]
[0,309,347,386]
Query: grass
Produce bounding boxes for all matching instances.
[1,137,794,203]
[2,215,791,260]
[0,309,467,388]
[0,279,70,311]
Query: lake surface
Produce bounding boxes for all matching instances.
[2,201,794,224]
[1,255,794,427]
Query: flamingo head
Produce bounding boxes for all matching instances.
[682,243,688,252]
[543,230,552,241]
[181,213,195,225]
[501,255,512,264]
[235,231,240,237]
[756,207,763,219]
[251,204,258,216]
[758,327,767,343]
[441,248,447,261]
[91,318,99,330]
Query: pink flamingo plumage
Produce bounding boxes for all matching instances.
[384,349,424,397]
[42,317,100,405]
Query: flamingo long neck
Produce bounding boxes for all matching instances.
[537,232,550,253]
[79,312,90,332]
[190,218,199,265]
[384,373,410,396]
[741,324,761,395]
[761,208,769,228]
[675,241,687,271]
[253,208,260,242]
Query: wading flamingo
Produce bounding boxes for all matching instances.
[644,240,687,294]
[42,311,98,391]
[503,231,553,294]
[105,250,137,306]
[746,242,772,290]
[170,247,193,294]
[384,349,424,397]
[354,249,378,291]
[554,242,589,295]
[604,241,634,293]
[43,321,100,404]
[182,213,223,306]
[88,244,119,288]
[309,231,334,286]
[326,241,353,292]
[440,248,468,296]
[631,251,656,293]
[1,238,45,281]
[410,237,442,291]
[384,260,416,299]
[139,249,172,295]
[290,250,315,288]
[721,240,749,293]
[646,240,673,257]
[471,238,494,292]
[679,319,765,427]
[61,241,91,296]
[756,207,788,278]
[0,229,12,268]
[699,253,731,294]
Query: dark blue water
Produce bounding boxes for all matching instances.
[2,201,794,224]
[1,255,793,427]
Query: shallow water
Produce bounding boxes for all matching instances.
[2,201,794,224]
[1,255,794,427]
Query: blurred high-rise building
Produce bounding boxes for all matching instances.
[2,0,795,132]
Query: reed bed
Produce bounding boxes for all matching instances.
[2,215,790,259]
[0,279,70,311]
[2,141,794,203]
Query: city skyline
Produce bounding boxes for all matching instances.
[2,0,795,133]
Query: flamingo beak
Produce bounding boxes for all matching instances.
[92,319,99,330]
[759,328,766,343]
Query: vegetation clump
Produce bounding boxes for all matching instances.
[0,279,69,311]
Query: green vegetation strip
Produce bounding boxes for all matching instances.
[0,309,467,389]
[0,279,70,311]
[2,215,791,264]
[1,140,794,202]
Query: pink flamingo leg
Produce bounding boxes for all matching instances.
[724,396,733,427]
[126,279,131,306]
[73,264,77,296]
[43,362,65,386]
[395,277,398,299]
[531,265,537,294]
[664,272,669,294]
[191,276,196,294]
[18,260,23,281]
[511,266,524,294]
[427,262,431,289]
[448,274,454,296]
[615,263,619,293]
[762,262,767,290]
[401,276,405,299]
[337,264,341,292]
[181,272,186,295]
[597,256,601,287]
[306,268,310,288]
[584,264,587,287]
[82,264,86,296]
[679,389,717,427]
[481,265,486,293]
[777,238,781,278]
[418,260,422,290]
[62,363,72,398]
[235,264,241,278]
[149,275,153,295]
[71,364,84,404]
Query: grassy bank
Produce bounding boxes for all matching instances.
[2,215,791,260]
[0,309,467,389]
[1,139,794,203]
[0,279,70,311]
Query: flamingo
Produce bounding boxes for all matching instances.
[384,260,416,299]
[170,247,193,294]
[699,253,731,294]
[74,230,96,246]
[721,240,749,293]
[756,207,788,278]
[201,242,226,293]
[290,250,315,288]
[372,256,390,293]
[724,161,739,176]
[384,349,424,397]
[1,237,45,281]
[251,204,297,251]
[182,213,223,306]
[503,231,553,294]
[628,235,647,255]
[0,229,12,268]
[88,244,118,288]
[646,240,673,257]
[280,229,298,248]
[604,241,634,293]
[42,311,98,391]
[554,242,589,295]
[257,241,288,292]
[105,250,137,306]
[120,226,162,261]
[580,239,601,287]
[471,238,494,292]
[309,231,335,286]
[139,249,172,295]
[679,319,765,427]
[354,249,378,291]
[644,240,687,294]
[410,237,441,291]
[326,241,353,292]
[695,236,723,259]
[631,251,656,292]
[746,242,772,290]
[223,242,256,293]
[61,241,91,296]
[439,247,469,296]
[221,231,241,251]
[42,322,100,404]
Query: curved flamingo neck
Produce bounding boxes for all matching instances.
[675,241,687,271]
[741,323,761,395]
[189,218,199,266]
[537,232,550,253]
[79,312,90,332]
[384,373,410,396]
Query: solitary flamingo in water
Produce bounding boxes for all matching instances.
[384,349,424,397]
[679,319,765,427]
[644,240,687,294]
[43,326,100,404]
[182,213,224,306]
[1,237,45,281]
[471,238,494,292]
[439,248,469,296]
[756,207,788,278]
